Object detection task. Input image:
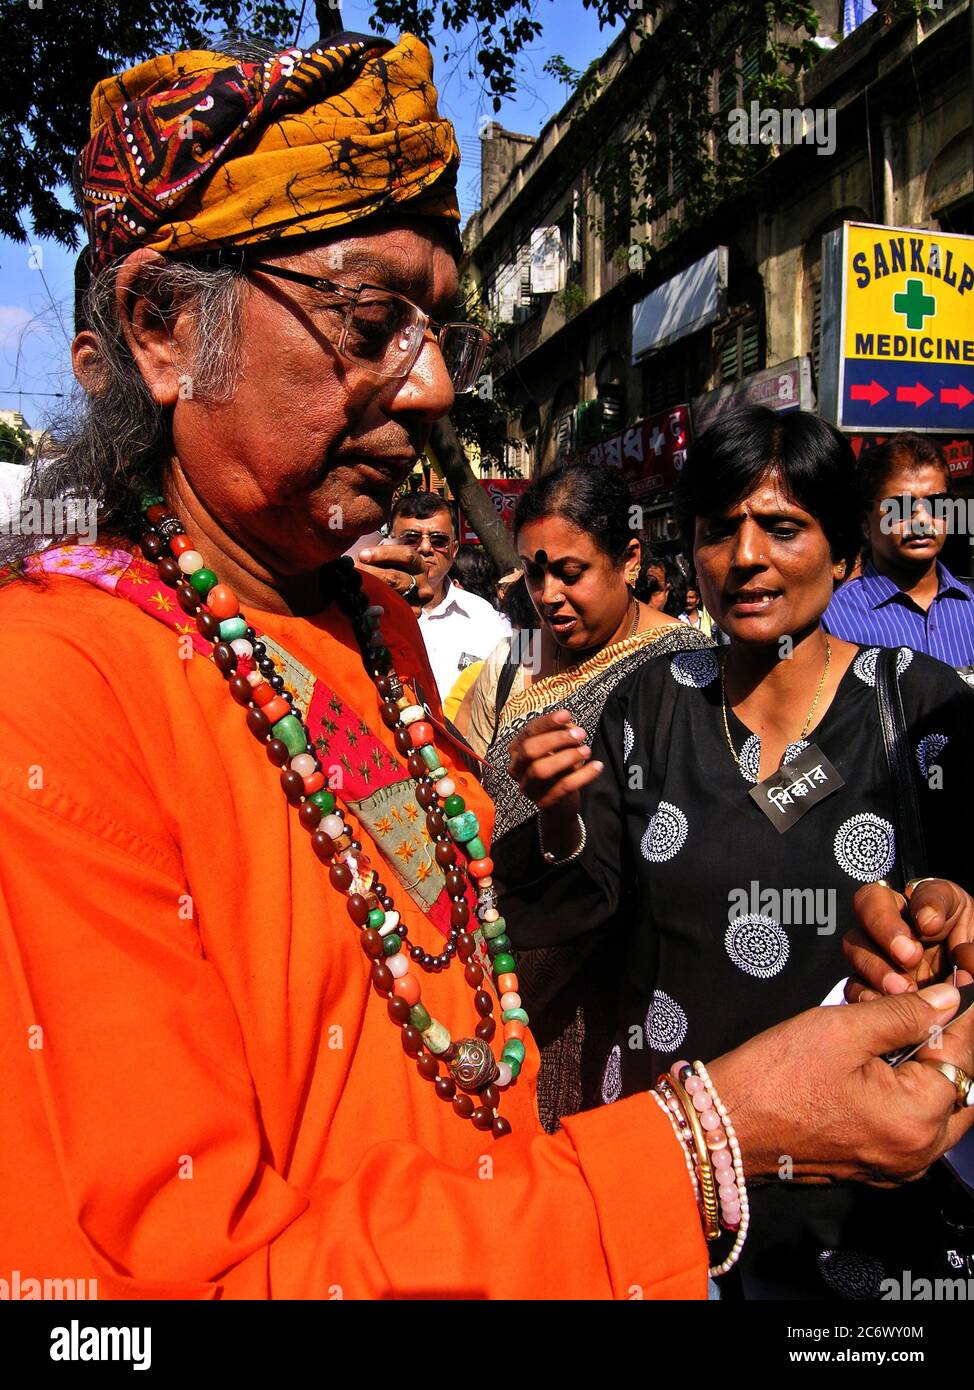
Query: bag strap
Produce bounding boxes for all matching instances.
[491,643,520,746]
[875,647,927,890]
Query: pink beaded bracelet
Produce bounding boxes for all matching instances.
[670,1060,741,1232]
[693,1060,749,1277]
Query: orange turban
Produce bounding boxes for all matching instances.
[75,33,461,271]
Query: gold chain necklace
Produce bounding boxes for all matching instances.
[720,636,832,774]
[553,593,640,675]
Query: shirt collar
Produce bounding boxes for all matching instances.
[861,559,972,607]
[424,577,470,619]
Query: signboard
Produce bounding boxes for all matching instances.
[691,357,814,434]
[578,404,690,502]
[632,249,728,363]
[847,434,973,480]
[820,221,974,432]
[461,478,530,544]
[945,438,974,480]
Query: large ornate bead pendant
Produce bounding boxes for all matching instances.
[449,1037,499,1092]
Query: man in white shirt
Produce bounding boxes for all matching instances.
[390,493,510,705]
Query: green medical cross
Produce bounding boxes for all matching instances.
[893,278,936,330]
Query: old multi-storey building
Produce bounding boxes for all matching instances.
[462,1,973,561]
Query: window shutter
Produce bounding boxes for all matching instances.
[741,322,760,375]
[647,358,684,416]
[740,49,761,94]
[555,409,574,459]
[599,382,625,432]
[717,62,739,117]
[719,334,739,384]
[519,244,532,306]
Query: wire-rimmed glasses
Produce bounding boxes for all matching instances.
[223,254,491,394]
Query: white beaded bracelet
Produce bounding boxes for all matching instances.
[538,813,586,865]
[650,1086,701,1207]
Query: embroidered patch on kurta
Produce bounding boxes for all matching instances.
[349,777,442,913]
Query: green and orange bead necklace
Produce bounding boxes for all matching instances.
[136,495,529,1138]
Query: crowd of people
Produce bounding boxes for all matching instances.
[2,29,974,1304]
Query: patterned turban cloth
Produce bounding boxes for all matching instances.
[75,31,461,272]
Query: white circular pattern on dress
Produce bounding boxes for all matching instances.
[601,1044,623,1105]
[852,646,914,687]
[644,989,688,1053]
[724,914,790,979]
[739,734,761,784]
[669,649,720,688]
[640,800,689,862]
[916,732,948,779]
[623,717,635,764]
[852,647,879,685]
[833,812,896,882]
[782,739,810,765]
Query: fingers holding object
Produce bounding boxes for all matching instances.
[843,926,917,996]
[849,881,922,974]
[906,877,969,942]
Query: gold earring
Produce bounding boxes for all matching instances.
[626,572,637,589]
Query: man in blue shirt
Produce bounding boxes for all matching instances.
[824,433,974,667]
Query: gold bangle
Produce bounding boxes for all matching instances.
[662,1073,720,1241]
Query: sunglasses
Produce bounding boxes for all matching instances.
[211,252,491,394]
[395,530,455,552]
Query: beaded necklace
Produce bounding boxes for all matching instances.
[136,495,529,1140]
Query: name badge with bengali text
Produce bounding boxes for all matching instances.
[748,743,844,833]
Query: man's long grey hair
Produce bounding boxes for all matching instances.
[0,254,243,579]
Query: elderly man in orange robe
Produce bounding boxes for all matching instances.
[1,30,973,1301]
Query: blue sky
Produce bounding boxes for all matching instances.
[0,0,620,432]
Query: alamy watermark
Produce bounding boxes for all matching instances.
[881,1269,974,1300]
[507,627,543,675]
[728,102,836,158]
[50,1319,150,1371]
[0,496,99,542]
[879,492,974,537]
[1,1269,97,1299]
[728,879,836,935]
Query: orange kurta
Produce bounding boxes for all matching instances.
[0,562,706,1299]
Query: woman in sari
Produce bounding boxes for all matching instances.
[471,461,710,1127]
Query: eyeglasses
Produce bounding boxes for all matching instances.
[221,253,491,393]
[395,529,455,552]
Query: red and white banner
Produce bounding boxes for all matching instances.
[461,478,531,544]
[579,404,691,501]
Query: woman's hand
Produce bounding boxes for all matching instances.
[355,543,432,607]
[843,879,974,1002]
[507,709,604,858]
[708,983,974,1185]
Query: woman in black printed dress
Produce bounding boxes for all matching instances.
[496,407,974,1299]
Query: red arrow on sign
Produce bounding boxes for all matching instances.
[896,382,934,407]
[850,380,889,405]
[941,384,974,408]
